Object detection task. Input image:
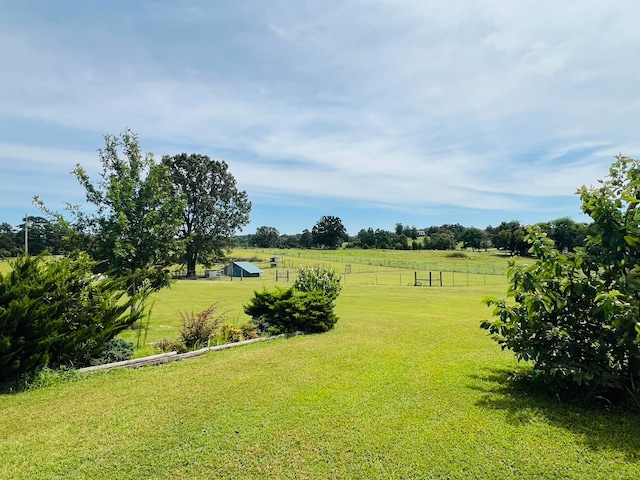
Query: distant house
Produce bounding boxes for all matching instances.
[224,261,264,278]
[417,230,426,237]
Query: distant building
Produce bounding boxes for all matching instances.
[224,261,264,278]
[417,230,426,237]
[270,256,281,268]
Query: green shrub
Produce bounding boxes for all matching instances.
[88,338,134,366]
[481,156,640,401]
[179,302,225,349]
[445,252,467,258]
[0,254,147,381]
[246,265,342,336]
[244,287,338,335]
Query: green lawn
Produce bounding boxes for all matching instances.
[0,259,11,275]
[120,249,509,347]
[2,261,640,478]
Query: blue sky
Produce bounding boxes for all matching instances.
[2,1,639,235]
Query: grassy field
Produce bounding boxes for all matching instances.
[0,259,11,274]
[237,247,514,275]
[122,249,509,346]
[2,250,640,478]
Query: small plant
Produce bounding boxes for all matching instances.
[217,323,244,344]
[179,302,226,349]
[245,265,342,336]
[88,338,134,366]
[240,322,259,340]
[445,252,468,258]
[155,338,188,353]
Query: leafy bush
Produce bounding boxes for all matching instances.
[88,338,134,366]
[246,265,342,336]
[293,264,342,300]
[445,252,467,258]
[481,156,640,400]
[156,338,188,353]
[217,323,244,343]
[179,302,225,349]
[0,254,148,381]
[244,287,338,335]
[240,322,259,340]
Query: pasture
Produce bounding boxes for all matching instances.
[0,259,11,275]
[2,250,640,478]
[122,249,509,346]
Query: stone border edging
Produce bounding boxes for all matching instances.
[77,335,284,373]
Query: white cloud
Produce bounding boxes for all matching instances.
[1,0,640,227]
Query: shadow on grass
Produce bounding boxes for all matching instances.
[470,367,640,460]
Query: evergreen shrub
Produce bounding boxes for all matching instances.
[0,254,146,381]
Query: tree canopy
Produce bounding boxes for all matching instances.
[162,153,251,278]
[249,226,281,248]
[311,216,348,249]
[67,130,185,291]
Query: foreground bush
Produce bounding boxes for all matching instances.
[482,156,640,401]
[0,254,148,381]
[245,266,342,335]
[244,288,339,335]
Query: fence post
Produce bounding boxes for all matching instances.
[429,271,432,287]
[439,271,443,287]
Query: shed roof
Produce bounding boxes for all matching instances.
[233,261,264,274]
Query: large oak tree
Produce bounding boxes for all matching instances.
[162,153,251,278]
[312,215,348,249]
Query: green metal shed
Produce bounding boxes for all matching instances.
[224,261,264,278]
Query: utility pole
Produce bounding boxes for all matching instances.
[24,214,28,255]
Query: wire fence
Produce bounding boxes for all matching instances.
[180,249,510,288]
[204,265,507,289]
[245,249,509,276]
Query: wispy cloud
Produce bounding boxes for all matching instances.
[1,0,639,230]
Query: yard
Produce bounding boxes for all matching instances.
[1,250,639,478]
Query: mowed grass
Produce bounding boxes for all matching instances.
[0,259,12,275]
[2,273,640,478]
[122,249,508,346]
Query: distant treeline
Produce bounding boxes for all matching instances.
[2,216,588,259]
[237,217,590,255]
[1,216,589,259]
[0,217,66,257]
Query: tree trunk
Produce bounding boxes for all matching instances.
[186,244,198,278]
